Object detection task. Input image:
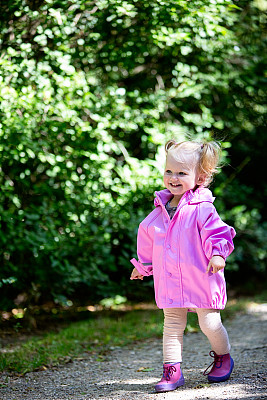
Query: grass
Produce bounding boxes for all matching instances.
[0,309,165,374]
[0,293,266,375]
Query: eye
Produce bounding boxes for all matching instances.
[165,170,172,174]
[179,172,187,176]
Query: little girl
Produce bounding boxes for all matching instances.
[130,139,236,392]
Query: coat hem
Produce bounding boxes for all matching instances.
[155,303,226,310]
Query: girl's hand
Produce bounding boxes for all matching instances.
[130,267,144,280]
[206,255,225,274]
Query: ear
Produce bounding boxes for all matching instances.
[197,174,206,185]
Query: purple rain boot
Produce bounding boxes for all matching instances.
[203,351,234,383]
[154,362,185,392]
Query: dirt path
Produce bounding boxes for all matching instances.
[0,304,266,400]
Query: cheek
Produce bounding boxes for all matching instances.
[163,176,169,186]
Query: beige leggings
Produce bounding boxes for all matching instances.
[163,308,231,363]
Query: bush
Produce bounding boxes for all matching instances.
[0,0,266,309]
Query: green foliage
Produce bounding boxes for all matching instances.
[0,0,266,308]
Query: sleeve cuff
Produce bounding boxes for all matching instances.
[211,252,226,260]
[130,258,153,276]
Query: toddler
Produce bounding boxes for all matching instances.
[130,140,236,392]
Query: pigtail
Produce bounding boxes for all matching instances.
[165,139,178,153]
[199,142,222,186]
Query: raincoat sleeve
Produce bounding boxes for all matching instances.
[199,203,236,261]
[130,222,154,276]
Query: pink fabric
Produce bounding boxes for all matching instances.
[130,187,236,310]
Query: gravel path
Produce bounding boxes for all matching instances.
[0,303,266,400]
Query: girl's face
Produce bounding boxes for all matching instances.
[163,152,203,203]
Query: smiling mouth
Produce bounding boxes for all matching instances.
[170,183,181,187]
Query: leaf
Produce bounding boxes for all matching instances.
[137,367,155,372]
[194,383,211,389]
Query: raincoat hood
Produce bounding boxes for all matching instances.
[154,187,215,207]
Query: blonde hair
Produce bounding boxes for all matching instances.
[165,139,222,186]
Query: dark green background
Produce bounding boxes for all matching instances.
[0,0,266,310]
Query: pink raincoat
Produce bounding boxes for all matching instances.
[130,187,236,310]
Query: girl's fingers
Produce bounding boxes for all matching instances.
[206,261,212,273]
